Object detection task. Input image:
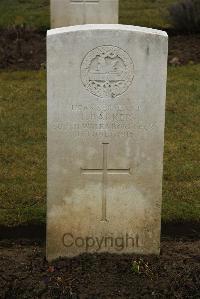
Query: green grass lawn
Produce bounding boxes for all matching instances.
[163,65,200,222]
[0,0,176,30]
[0,0,49,29]
[0,71,46,226]
[119,0,176,28]
[0,65,199,226]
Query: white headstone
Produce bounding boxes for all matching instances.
[47,24,168,261]
[51,0,118,28]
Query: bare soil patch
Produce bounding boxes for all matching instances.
[0,28,46,70]
[0,28,200,70]
[169,34,200,65]
[0,239,199,298]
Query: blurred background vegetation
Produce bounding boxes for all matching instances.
[0,0,179,30]
[0,0,199,32]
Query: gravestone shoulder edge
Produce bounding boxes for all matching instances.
[47,24,168,39]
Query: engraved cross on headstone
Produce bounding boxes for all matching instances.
[81,143,131,222]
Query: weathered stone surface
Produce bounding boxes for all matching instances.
[47,24,168,261]
[51,0,119,28]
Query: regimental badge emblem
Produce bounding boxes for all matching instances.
[81,45,134,99]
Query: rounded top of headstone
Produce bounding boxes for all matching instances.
[47,24,168,38]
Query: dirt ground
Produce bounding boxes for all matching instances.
[0,238,199,299]
[0,28,46,70]
[0,28,200,70]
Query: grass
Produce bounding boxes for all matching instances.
[0,71,46,226]
[0,0,177,30]
[0,65,199,226]
[0,0,49,29]
[119,0,176,28]
[162,64,200,222]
